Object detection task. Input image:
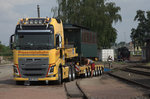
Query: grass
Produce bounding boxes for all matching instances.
[144,62,150,66]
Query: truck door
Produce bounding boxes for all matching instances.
[56,34,64,65]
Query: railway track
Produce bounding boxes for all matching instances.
[64,68,103,99]
[123,67,150,76]
[64,80,87,99]
[108,65,150,89]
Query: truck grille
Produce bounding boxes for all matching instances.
[18,58,49,78]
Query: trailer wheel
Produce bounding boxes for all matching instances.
[93,70,96,76]
[87,69,91,77]
[100,68,103,75]
[95,70,97,76]
[71,66,75,81]
[98,68,101,76]
[56,68,62,84]
[97,68,99,76]
[84,69,88,78]
[96,68,98,76]
[100,70,103,75]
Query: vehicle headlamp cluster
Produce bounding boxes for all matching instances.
[13,65,20,76]
[49,66,55,73]
[47,65,56,75]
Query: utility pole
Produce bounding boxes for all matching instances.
[37,5,40,18]
[123,32,126,47]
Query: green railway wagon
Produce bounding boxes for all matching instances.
[63,24,97,58]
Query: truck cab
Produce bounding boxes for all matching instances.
[10,18,77,84]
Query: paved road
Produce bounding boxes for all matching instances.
[0,65,67,99]
[65,80,84,99]
[78,75,149,99]
[1,64,150,99]
[0,64,13,79]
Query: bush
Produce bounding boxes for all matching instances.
[0,44,12,56]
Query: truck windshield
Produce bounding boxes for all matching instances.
[15,32,54,50]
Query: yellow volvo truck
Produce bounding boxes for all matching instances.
[10,17,104,85]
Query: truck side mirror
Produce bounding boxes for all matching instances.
[56,34,62,49]
[10,34,15,50]
[59,35,62,48]
[56,35,59,49]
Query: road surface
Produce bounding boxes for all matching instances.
[0,64,67,99]
[0,64,149,99]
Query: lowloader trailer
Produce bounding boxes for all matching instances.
[10,18,104,85]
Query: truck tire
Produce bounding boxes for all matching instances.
[93,70,96,76]
[100,70,103,75]
[95,70,97,76]
[84,70,88,78]
[98,68,101,76]
[96,69,98,76]
[71,66,75,81]
[56,68,62,85]
[97,68,99,76]
[87,69,91,77]
[67,67,72,82]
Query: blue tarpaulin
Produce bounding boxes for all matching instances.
[104,68,111,72]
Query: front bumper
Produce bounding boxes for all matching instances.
[14,75,58,81]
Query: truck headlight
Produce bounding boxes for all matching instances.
[49,66,54,73]
[47,65,56,75]
[13,65,20,76]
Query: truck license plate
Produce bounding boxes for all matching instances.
[29,78,38,81]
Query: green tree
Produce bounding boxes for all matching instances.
[52,0,122,49]
[131,10,150,47]
[0,42,12,56]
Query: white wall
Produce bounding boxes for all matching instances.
[99,49,114,62]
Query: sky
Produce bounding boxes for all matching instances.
[0,0,57,45]
[0,0,150,45]
[109,0,150,43]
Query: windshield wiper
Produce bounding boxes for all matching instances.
[16,44,53,50]
[21,45,33,50]
[36,45,53,50]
